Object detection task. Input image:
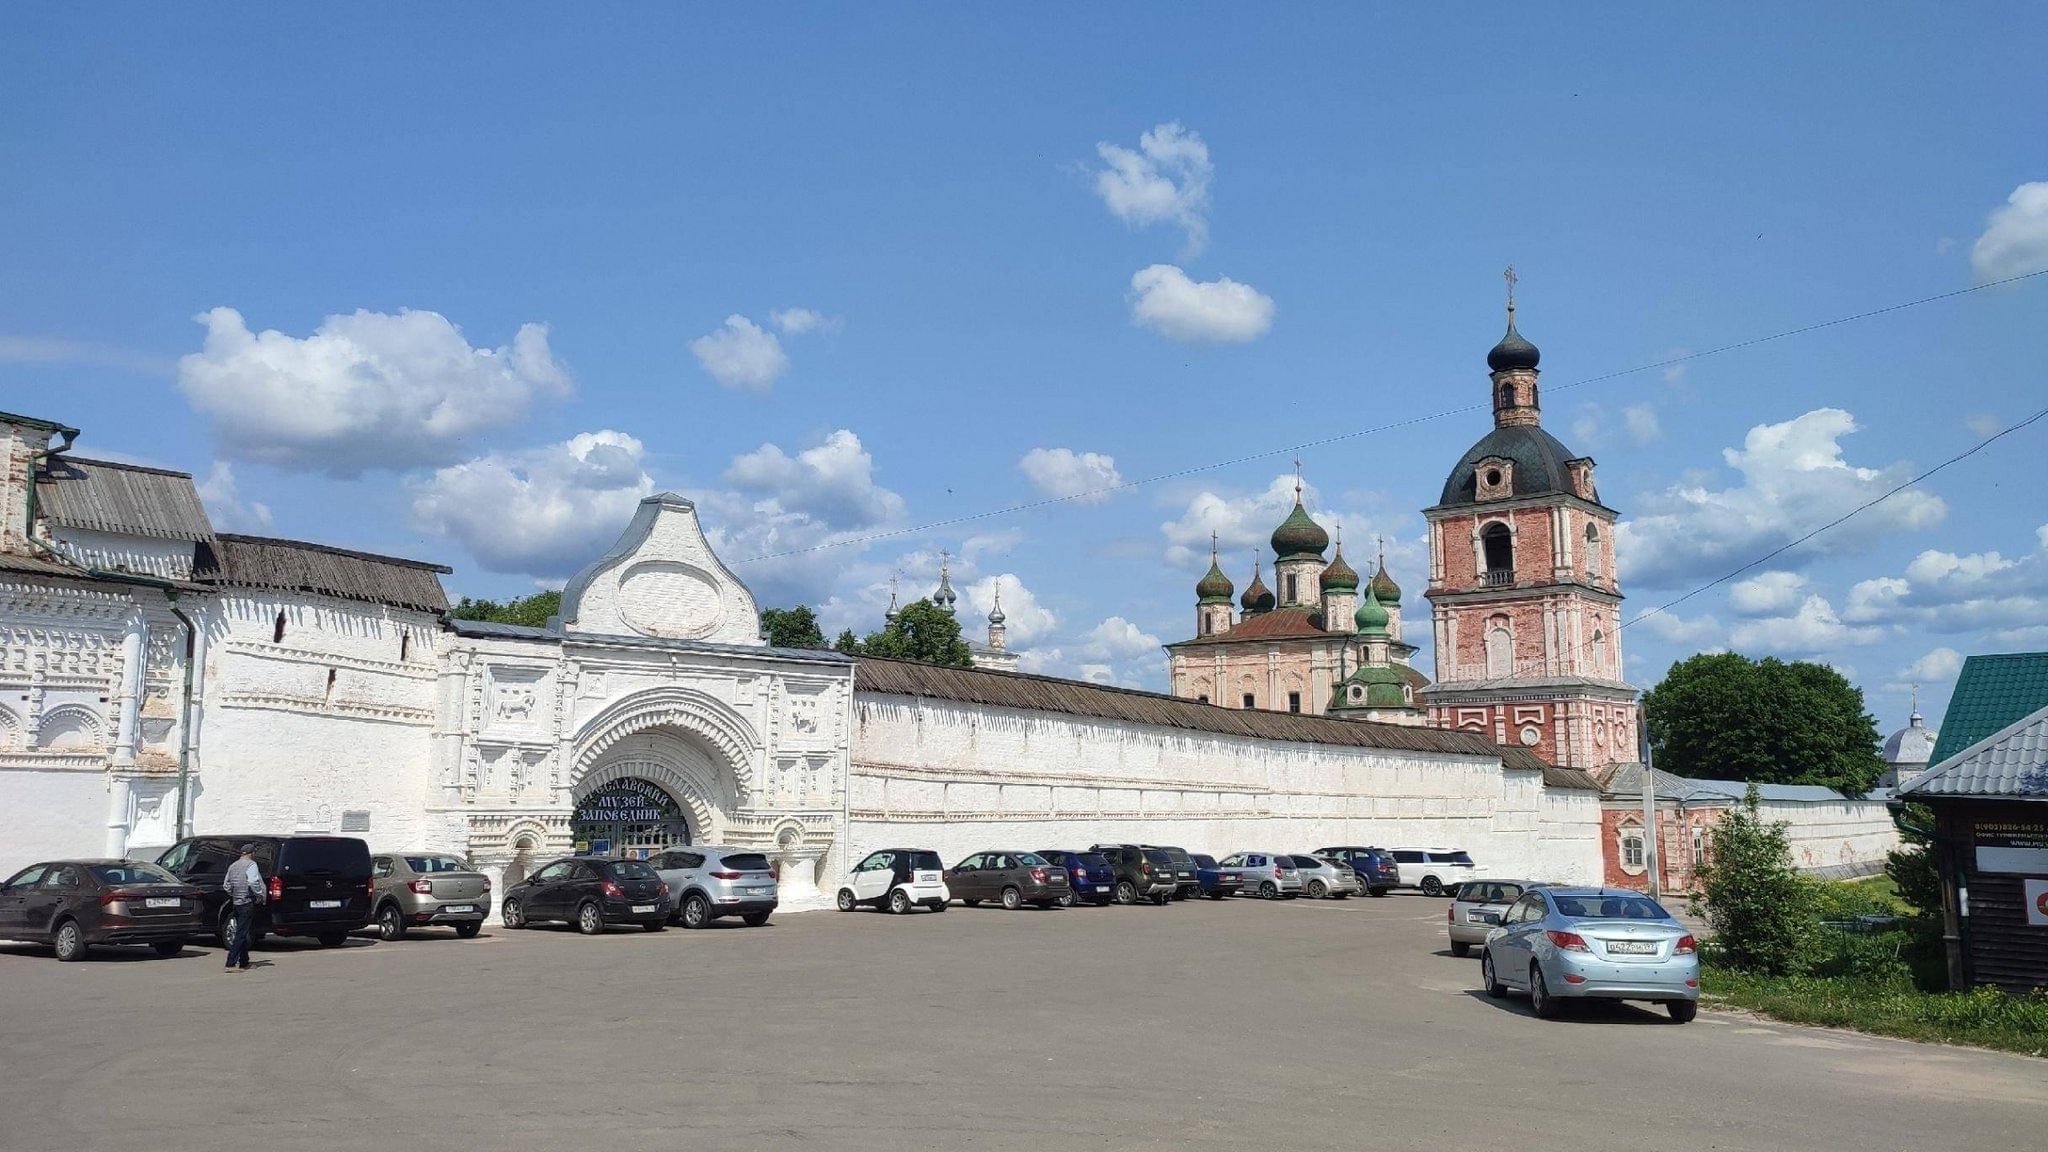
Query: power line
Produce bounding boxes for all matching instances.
[731,265,2048,566]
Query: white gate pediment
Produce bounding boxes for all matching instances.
[557,494,762,647]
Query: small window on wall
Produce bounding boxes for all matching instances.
[400,632,411,661]
[1288,692,1301,713]
[272,610,287,643]
[1585,523,1602,577]
[1691,825,1706,867]
[1242,693,1255,709]
[1621,831,1645,871]
[1197,694,1209,704]
[1285,574,1299,603]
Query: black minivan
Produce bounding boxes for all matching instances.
[156,834,375,948]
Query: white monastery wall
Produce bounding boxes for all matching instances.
[846,692,1604,883]
[47,527,197,580]
[1763,796,1900,876]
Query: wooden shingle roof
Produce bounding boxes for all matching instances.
[196,534,452,613]
[35,456,215,542]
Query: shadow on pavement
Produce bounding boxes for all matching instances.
[1460,988,1677,1025]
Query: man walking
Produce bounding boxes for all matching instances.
[223,843,265,972]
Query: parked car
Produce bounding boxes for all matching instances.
[1312,845,1400,896]
[1089,844,1177,905]
[500,857,671,934]
[1389,847,1478,896]
[0,860,205,961]
[836,849,950,914]
[1480,887,1700,1022]
[157,834,375,948]
[649,846,778,928]
[1189,853,1243,899]
[1447,879,1542,957]
[1039,850,1117,906]
[370,852,490,940]
[1140,844,1201,899]
[1288,855,1361,899]
[1218,852,1303,899]
[946,851,1070,909]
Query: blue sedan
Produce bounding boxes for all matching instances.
[1189,853,1243,899]
[1480,887,1700,1023]
[1038,849,1117,906]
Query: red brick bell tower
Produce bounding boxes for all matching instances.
[1421,273,1639,768]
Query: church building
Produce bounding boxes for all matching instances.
[1422,291,1639,768]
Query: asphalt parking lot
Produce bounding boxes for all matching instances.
[1,893,2042,1152]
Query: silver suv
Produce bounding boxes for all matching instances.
[649,846,778,928]
[370,852,490,939]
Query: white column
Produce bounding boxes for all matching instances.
[104,776,131,858]
[112,613,145,767]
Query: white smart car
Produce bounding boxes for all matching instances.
[836,848,949,914]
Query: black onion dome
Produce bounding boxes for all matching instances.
[1240,568,1275,613]
[1487,317,1541,372]
[1196,559,1235,604]
[1436,424,1593,508]
[1269,501,1330,560]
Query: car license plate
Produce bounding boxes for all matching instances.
[442,905,475,914]
[632,904,657,914]
[310,899,342,909]
[1094,886,1108,892]
[1467,911,1494,923]
[1607,940,1657,954]
[146,897,180,909]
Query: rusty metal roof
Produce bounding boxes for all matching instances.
[196,534,452,613]
[35,456,215,542]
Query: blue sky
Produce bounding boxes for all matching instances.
[5,6,2046,740]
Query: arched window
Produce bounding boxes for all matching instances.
[1691,825,1707,867]
[1481,522,1513,584]
[1284,573,1299,603]
[1620,828,1645,872]
[1485,618,1513,679]
[272,610,287,644]
[1591,628,1605,670]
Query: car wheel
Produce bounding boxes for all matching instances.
[1421,876,1443,897]
[927,901,947,913]
[1482,951,1506,998]
[152,939,187,957]
[742,911,771,927]
[215,905,235,949]
[1666,1000,1698,1024]
[455,922,481,939]
[1207,891,1225,900]
[836,888,856,912]
[1151,893,1170,906]
[1369,887,1390,898]
[317,932,346,947]
[1307,880,1328,899]
[963,898,982,907]
[503,899,528,928]
[643,921,665,933]
[576,901,604,936]
[377,903,407,941]
[681,894,711,929]
[1000,886,1023,910]
[1258,881,1278,899]
[888,888,912,915]
[1452,940,1472,958]
[1530,964,1560,1019]
[53,919,86,962]
[1056,893,1075,908]
[1115,880,1136,905]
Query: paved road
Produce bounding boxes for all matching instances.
[1,894,2040,1151]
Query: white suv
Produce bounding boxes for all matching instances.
[836,848,949,914]
[1389,847,1477,896]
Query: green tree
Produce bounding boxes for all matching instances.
[1642,653,1885,793]
[848,599,974,667]
[760,605,827,649]
[1693,785,1814,975]
[833,628,859,654]
[449,589,562,628]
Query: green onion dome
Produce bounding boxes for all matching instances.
[1196,558,1235,605]
[1320,543,1359,592]
[1368,560,1401,604]
[1270,500,1329,561]
[1354,585,1390,633]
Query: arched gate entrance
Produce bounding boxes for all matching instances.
[570,776,690,858]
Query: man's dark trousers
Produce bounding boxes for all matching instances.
[225,902,256,969]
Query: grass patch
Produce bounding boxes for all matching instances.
[1833,874,1910,914]
[1703,963,2048,1057]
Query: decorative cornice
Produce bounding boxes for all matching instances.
[221,639,437,679]
[214,692,434,726]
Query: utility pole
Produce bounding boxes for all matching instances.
[1638,717,1661,898]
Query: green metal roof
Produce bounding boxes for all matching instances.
[1926,652,2048,765]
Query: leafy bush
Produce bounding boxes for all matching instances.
[1692,785,1815,974]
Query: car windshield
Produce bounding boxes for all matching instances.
[721,853,771,872]
[1078,853,1110,868]
[279,838,369,875]
[91,862,178,885]
[405,855,471,873]
[1552,894,1670,920]
[1191,854,1217,868]
[607,860,659,880]
[1430,851,1475,865]
[908,851,943,871]
[1457,882,1522,904]
[1142,850,1174,866]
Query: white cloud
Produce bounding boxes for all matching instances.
[1841,525,2048,643]
[963,574,1058,646]
[411,430,655,578]
[1616,408,1947,589]
[1019,447,1123,503]
[723,429,905,531]
[690,315,789,392]
[1965,413,2004,438]
[1970,181,2048,282]
[770,308,841,335]
[1630,609,1724,649]
[1623,403,1663,446]
[1899,646,1964,685]
[1727,593,1885,656]
[1079,616,1162,661]
[194,462,272,532]
[177,307,570,475]
[1129,264,1274,343]
[1093,121,1212,257]
[1729,570,1807,616]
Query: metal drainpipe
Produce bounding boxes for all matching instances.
[166,595,198,839]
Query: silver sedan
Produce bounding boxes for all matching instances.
[1480,887,1700,1023]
